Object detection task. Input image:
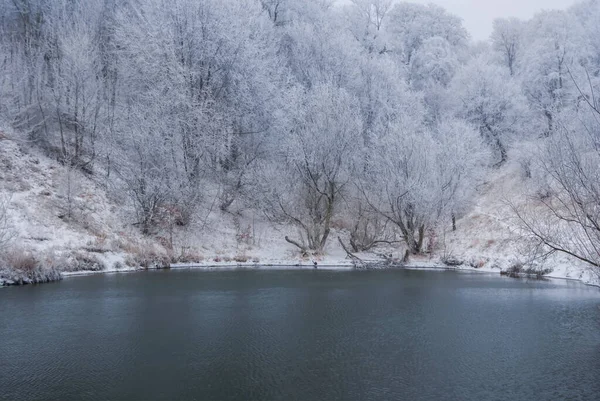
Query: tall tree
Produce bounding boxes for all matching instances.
[491,17,524,76]
[452,56,528,165]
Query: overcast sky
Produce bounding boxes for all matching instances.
[414,0,578,40]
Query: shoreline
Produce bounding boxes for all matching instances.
[4,254,598,289]
[58,260,600,289]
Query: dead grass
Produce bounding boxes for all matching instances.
[234,255,249,263]
[84,235,110,253]
[6,247,37,271]
[133,247,170,269]
[124,254,137,267]
[70,251,106,272]
[176,247,204,263]
[467,257,488,269]
[1,247,62,285]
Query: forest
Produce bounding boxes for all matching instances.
[1,0,600,272]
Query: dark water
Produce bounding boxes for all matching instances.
[1,269,600,401]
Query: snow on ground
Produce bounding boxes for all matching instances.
[0,127,598,287]
[439,156,599,287]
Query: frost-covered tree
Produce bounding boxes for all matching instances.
[46,3,105,168]
[0,195,14,253]
[114,0,279,212]
[353,57,414,148]
[410,36,458,91]
[491,17,524,76]
[520,10,586,136]
[409,36,459,125]
[451,56,528,165]
[362,123,435,254]
[3,0,599,266]
[277,4,362,91]
[432,118,490,229]
[362,113,488,254]
[386,2,469,65]
[343,0,392,54]
[513,103,600,271]
[262,83,361,253]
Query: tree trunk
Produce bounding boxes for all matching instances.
[285,236,308,254]
[543,110,553,137]
[402,249,410,263]
[416,224,425,253]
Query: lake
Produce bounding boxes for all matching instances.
[1,269,599,401]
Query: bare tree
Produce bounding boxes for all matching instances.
[361,124,437,255]
[262,83,361,254]
[512,75,600,271]
[347,201,396,252]
[56,157,81,220]
[0,195,15,253]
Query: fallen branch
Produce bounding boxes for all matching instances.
[285,236,308,253]
[338,237,364,266]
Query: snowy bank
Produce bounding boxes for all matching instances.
[0,132,598,289]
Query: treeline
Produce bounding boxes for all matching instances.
[1,0,599,265]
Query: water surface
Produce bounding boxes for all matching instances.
[1,269,599,401]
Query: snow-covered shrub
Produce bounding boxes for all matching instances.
[131,250,170,269]
[503,262,553,278]
[441,256,463,267]
[175,248,204,264]
[68,252,107,272]
[0,247,62,286]
[124,255,137,267]
[6,247,37,271]
[234,255,249,263]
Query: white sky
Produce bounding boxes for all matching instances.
[414,0,578,40]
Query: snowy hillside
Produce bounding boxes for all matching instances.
[1,126,596,286]
[1,0,600,287]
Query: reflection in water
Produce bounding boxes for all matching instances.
[1,269,599,401]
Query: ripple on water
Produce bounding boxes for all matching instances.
[1,269,599,401]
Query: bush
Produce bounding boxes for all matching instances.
[67,252,107,272]
[6,248,37,271]
[507,263,524,274]
[0,247,62,286]
[502,262,553,278]
[234,255,248,263]
[118,238,171,269]
[124,255,137,267]
[467,258,487,269]
[84,235,110,253]
[441,255,463,266]
[176,248,204,263]
[524,265,553,277]
[132,251,170,269]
